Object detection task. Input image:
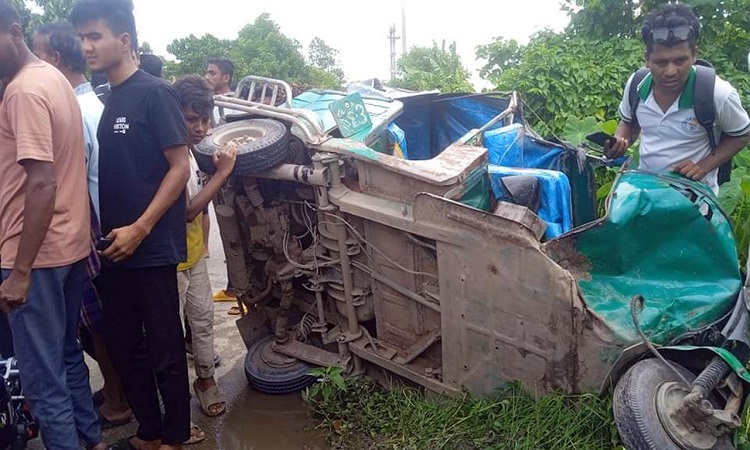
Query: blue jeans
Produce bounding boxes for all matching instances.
[2,261,102,449]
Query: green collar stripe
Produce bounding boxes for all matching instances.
[637,66,696,109]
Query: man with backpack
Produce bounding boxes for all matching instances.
[606,3,750,194]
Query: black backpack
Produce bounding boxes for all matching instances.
[627,61,732,185]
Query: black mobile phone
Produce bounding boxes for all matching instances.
[96,237,113,252]
[585,131,615,147]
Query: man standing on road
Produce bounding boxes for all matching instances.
[32,20,133,430]
[72,0,192,449]
[606,3,750,193]
[0,2,105,449]
[205,56,239,305]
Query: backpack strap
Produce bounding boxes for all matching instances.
[693,65,717,151]
[627,67,651,128]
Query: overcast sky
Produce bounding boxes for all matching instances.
[132,0,570,88]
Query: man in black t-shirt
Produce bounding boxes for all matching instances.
[71,1,191,448]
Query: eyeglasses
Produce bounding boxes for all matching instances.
[650,25,694,44]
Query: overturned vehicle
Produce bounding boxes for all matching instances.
[196,76,750,450]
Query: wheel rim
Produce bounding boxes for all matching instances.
[655,381,717,450]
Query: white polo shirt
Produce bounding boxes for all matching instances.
[619,67,750,193]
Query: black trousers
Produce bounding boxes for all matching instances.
[95,264,190,444]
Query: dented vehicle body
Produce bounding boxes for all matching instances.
[201,76,750,449]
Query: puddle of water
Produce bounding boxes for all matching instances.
[217,387,327,450]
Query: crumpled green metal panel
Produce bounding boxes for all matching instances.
[548,170,740,345]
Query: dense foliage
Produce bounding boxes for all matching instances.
[165,14,345,89]
[390,41,474,93]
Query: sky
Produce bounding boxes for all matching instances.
[132,0,570,89]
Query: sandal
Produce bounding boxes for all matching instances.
[183,422,206,445]
[193,379,226,417]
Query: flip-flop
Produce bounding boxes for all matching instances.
[193,379,226,417]
[183,422,207,445]
[96,407,132,430]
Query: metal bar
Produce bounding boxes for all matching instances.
[251,164,330,186]
[349,338,462,396]
[213,97,324,143]
[272,340,350,370]
[271,85,279,106]
[394,330,442,365]
[370,271,440,313]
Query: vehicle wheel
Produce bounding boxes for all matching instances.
[194,119,289,176]
[244,336,317,395]
[613,358,733,450]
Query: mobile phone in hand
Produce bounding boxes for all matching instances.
[96,237,113,252]
[585,131,615,148]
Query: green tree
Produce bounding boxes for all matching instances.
[309,37,345,86]
[12,0,74,40]
[391,41,473,93]
[166,33,232,78]
[478,1,750,135]
[166,13,344,89]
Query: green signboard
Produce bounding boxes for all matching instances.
[329,92,372,138]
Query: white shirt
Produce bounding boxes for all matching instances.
[619,70,750,193]
[75,82,105,218]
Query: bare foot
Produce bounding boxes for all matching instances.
[91,443,107,450]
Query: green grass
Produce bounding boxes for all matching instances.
[304,377,622,450]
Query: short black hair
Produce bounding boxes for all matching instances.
[70,0,138,52]
[173,75,214,117]
[35,21,86,74]
[139,53,162,78]
[641,4,700,52]
[207,57,234,83]
[0,0,20,31]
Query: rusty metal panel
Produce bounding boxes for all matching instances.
[411,193,579,395]
[365,221,440,350]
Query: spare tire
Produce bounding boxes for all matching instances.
[194,119,289,176]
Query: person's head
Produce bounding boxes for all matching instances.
[138,53,162,78]
[32,21,86,75]
[173,75,214,146]
[0,1,29,79]
[641,4,699,94]
[205,57,233,94]
[70,0,138,74]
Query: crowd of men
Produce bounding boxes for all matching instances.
[0,1,748,450]
[0,0,241,448]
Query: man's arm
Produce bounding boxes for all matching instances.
[102,145,190,262]
[0,160,55,312]
[186,145,237,222]
[674,133,750,180]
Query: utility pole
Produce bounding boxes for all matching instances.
[388,24,401,81]
[401,0,407,55]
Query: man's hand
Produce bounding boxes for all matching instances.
[101,222,150,263]
[212,143,238,177]
[603,136,630,159]
[672,160,708,181]
[0,270,31,314]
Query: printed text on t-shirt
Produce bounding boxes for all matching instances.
[114,117,130,134]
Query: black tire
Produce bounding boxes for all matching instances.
[613,358,732,450]
[244,336,317,395]
[194,119,289,176]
